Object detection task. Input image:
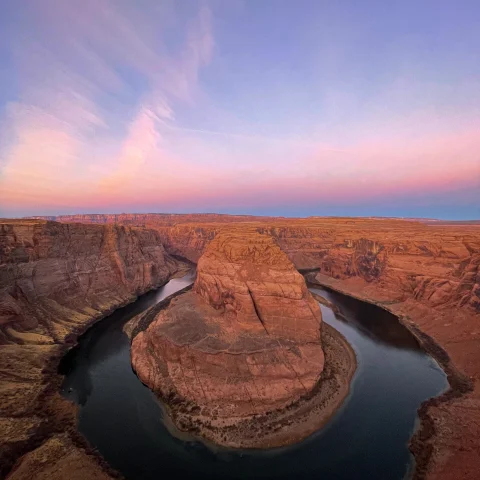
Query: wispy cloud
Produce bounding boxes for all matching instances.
[0,0,215,212]
[0,0,478,218]
[101,106,164,191]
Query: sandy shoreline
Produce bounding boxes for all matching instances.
[144,319,357,449]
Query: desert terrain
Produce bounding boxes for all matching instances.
[1,214,479,479]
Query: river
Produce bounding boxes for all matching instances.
[59,272,447,480]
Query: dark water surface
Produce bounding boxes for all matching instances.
[59,274,447,480]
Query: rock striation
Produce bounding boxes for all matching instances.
[131,231,334,447]
[262,220,480,313]
[0,219,183,479]
[59,212,477,312]
[0,220,181,346]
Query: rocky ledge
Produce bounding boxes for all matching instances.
[130,231,355,447]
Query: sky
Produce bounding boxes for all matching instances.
[0,0,479,219]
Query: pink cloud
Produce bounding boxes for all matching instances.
[0,1,216,214]
[100,106,164,191]
[2,119,478,213]
[0,104,86,207]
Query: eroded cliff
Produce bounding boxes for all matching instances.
[0,219,183,479]
[14,214,480,478]
[62,214,477,314]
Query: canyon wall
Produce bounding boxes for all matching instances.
[156,219,479,314]
[18,213,480,478]
[262,220,480,313]
[0,219,182,478]
[49,214,478,314]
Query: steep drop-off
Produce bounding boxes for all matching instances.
[0,219,183,479]
[18,214,480,478]
[130,231,354,448]
[57,214,477,313]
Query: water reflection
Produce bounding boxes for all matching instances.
[313,286,422,352]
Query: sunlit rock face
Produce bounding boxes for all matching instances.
[131,231,324,420]
[58,213,477,313]
[0,219,179,346]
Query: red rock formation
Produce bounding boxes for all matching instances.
[0,219,182,478]
[68,213,476,310]
[9,213,480,478]
[0,220,180,345]
[131,231,325,445]
[194,232,323,343]
[130,215,480,478]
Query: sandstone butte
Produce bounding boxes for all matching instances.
[129,231,352,448]
[1,214,479,479]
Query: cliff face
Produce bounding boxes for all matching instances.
[194,232,322,342]
[131,231,325,447]
[33,214,478,310]
[0,220,180,345]
[15,213,480,478]
[0,219,181,478]
[120,217,478,314]
[262,221,480,312]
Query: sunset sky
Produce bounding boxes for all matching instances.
[0,0,479,219]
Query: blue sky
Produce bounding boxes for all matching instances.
[0,0,479,219]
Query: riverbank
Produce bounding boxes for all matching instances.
[306,272,477,480]
[2,265,191,480]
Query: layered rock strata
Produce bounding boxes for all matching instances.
[131,232,354,447]
[0,219,182,479]
[52,214,478,313]
[9,213,480,478]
